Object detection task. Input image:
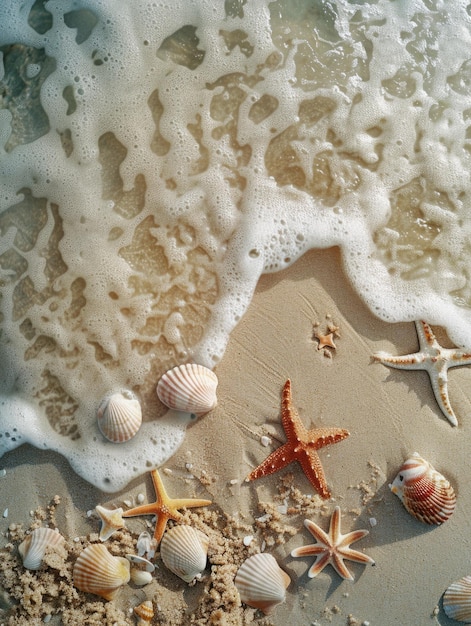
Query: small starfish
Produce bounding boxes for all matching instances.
[291,506,375,580]
[122,469,211,545]
[373,320,471,426]
[95,505,125,541]
[313,322,340,354]
[245,379,349,499]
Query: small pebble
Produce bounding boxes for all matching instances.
[260,435,271,447]
[243,535,253,546]
[137,493,145,504]
[0,469,6,477]
[229,479,238,485]
[3,508,8,518]
[369,517,377,527]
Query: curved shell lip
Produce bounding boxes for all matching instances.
[97,389,142,443]
[18,527,66,571]
[156,363,218,416]
[126,553,155,572]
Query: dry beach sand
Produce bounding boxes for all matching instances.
[1,246,471,625]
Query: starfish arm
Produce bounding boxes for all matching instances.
[122,503,161,518]
[415,320,440,351]
[310,428,350,449]
[291,544,328,558]
[328,506,342,543]
[373,351,427,370]
[339,546,375,566]
[306,552,332,578]
[303,518,333,546]
[427,367,458,426]
[449,349,471,367]
[331,554,354,580]
[153,513,172,545]
[246,442,294,481]
[150,469,168,504]
[298,449,330,498]
[171,497,212,510]
[281,379,305,441]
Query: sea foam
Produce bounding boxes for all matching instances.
[1,0,471,490]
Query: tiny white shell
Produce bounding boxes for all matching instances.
[130,569,153,586]
[389,452,456,525]
[156,364,218,415]
[160,525,209,583]
[18,527,66,570]
[97,390,142,443]
[235,552,290,615]
[73,543,130,601]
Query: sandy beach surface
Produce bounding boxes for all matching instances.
[1,246,470,625]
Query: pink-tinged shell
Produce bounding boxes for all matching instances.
[134,600,154,624]
[389,452,456,525]
[443,575,471,622]
[156,364,218,415]
[18,527,66,570]
[160,525,209,583]
[72,543,130,601]
[97,390,142,443]
[234,553,290,615]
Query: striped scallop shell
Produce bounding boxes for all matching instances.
[134,600,154,624]
[18,527,66,570]
[160,525,209,583]
[73,543,131,601]
[156,364,218,415]
[444,575,471,622]
[234,553,290,615]
[389,452,456,525]
[97,390,142,443]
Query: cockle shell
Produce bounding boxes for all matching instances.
[72,543,131,601]
[160,524,209,583]
[126,553,154,586]
[134,600,154,624]
[97,390,142,443]
[443,575,471,622]
[156,363,218,415]
[234,552,290,615]
[389,452,456,525]
[18,527,66,570]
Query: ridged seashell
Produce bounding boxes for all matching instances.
[160,525,209,583]
[134,600,154,624]
[234,552,290,615]
[389,452,456,525]
[156,364,218,415]
[73,543,131,601]
[443,575,471,622]
[97,390,142,443]
[18,527,65,570]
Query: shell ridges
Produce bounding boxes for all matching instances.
[160,524,209,583]
[156,363,218,415]
[443,575,471,622]
[18,527,66,570]
[72,543,131,601]
[97,390,142,443]
[234,552,290,615]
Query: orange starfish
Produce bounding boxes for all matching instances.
[122,469,211,544]
[245,379,349,499]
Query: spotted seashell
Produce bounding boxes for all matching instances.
[443,575,471,622]
[134,600,154,624]
[160,525,209,583]
[235,552,290,615]
[73,543,131,601]
[18,527,66,570]
[389,452,456,525]
[97,390,142,443]
[156,364,218,415]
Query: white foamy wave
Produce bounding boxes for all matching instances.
[1,0,471,490]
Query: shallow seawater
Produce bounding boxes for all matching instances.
[1,0,471,489]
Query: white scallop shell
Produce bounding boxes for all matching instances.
[389,452,456,525]
[73,543,131,601]
[234,552,290,615]
[444,575,471,622]
[160,525,209,583]
[18,527,66,570]
[97,390,142,443]
[156,364,218,415]
[130,569,153,586]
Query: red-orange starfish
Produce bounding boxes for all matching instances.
[122,469,211,545]
[246,379,349,499]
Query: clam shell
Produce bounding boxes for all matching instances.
[156,364,218,415]
[97,390,142,443]
[444,575,471,622]
[160,524,209,583]
[130,569,153,586]
[234,552,290,615]
[389,452,456,525]
[134,600,154,624]
[18,527,65,570]
[73,543,131,601]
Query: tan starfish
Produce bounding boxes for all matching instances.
[373,320,471,426]
[122,469,211,544]
[291,506,375,580]
[95,505,125,541]
[245,379,350,499]
[313,322,340,353]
